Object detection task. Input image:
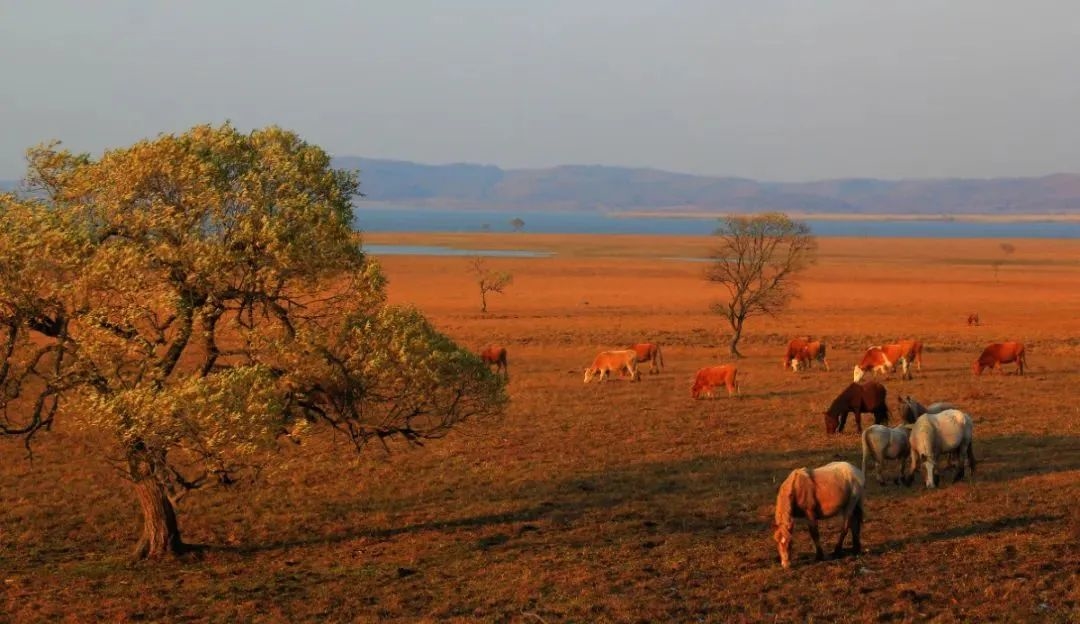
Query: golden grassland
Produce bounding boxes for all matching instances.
[2,234,1079,623]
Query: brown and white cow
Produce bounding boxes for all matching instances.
[854,344,911,382]
[691,364,739,398]
[792,340,830,372]
[584,350,641,383]
[480,345,509,379]
[627,342,665,375]
[783,337,810,371]
[973,342,1027,376]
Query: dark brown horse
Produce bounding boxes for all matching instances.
[824,381,889,434]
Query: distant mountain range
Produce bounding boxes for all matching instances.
[6,159,1080,215]
[334,157,1080,215]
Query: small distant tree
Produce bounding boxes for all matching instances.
[470,257,513,313]
[992,242,1016,280]
[0,124,508,560]
[705,212,818,357]
[510,217,525,232]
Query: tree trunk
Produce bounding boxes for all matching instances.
[729,317,745,358]
[480,289,488,313]
[132,478,185,559]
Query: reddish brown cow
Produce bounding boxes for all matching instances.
[966,313,980,326]
[793,341,830,372]
[691,365,739,398]
[973,342,1027,376]
[627,342,665,375]
[783,338,810,370]
[480,345,508,379]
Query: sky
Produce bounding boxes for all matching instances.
[2,1,1080,182]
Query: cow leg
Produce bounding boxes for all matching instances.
[822,357,830,372]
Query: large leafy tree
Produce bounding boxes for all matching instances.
[0,124,507,559]
[705,213,818,357]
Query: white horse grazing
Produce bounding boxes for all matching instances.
[907,409,975,488]
[773,462,865,569]
[897,396,958,424]
[861,424,913,485]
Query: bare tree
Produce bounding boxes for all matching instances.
[510,217,525,232]
[470,257,513,313]
[705,213,818,357]
[992,242,1015,280]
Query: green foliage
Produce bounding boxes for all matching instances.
[0,123,507,508]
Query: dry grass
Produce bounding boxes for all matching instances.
[2,234,1079,623]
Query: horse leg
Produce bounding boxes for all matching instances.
[967,441,977,484]
[925,455,937,488]
[837,412,847,433]
[850,504,863,554]
[953,443,968,483]
[854,412,863,434]
[832,513,851,558]
[807,521,825,561]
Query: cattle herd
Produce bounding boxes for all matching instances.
[480,332,1030,569]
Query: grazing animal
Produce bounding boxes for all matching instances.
[907,409,976,488]
[627,342,665,375]
[584,350,641,383]
[824,381,889,434]
[967,313,980,326]
[853,344,911,382]
[895,339,924,371]
[690,365,739,398]
[479,345,509,379]
[973,341,1027,376]
[794,341,830,372]
[773,462,865,569]
[783,338,810,370]
[861,424,913,485]
[897,396,957,424]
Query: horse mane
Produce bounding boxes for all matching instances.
[825,385,856,417]
[776,468,817,529]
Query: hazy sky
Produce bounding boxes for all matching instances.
[3,1,1080,181]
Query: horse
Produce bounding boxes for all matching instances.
[861,424,913,485]
[897,396,957,424]
[823,381,889,434]
[773,462,865,569]
[973,341,1027,376]
[906,409,976,488]
[479,345,508,379]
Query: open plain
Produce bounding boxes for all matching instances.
[2,233,1079,623]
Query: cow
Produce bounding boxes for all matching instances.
[895,339,924,372]
[824,381,889,434]
[793,340,830,372]
[479,345,508,379]
[691,364,739,398]
[973,341,1027,376]
[967,313,980,326]
[853,344,911,382]
[783,338,810,371]
[584,350,641,383]
[627,342,665,375]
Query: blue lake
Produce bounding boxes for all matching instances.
[364,244,551,258]
[354,207,1080,239]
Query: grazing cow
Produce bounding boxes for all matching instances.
[973,341,1027,376]
[895,339,924,371]
[861,424,913,485]
[793,341,830,372]
[783,338,810,371]
[691,365,739,398]
[824,381,889,434]
[897,396,957,424]
[967,313,980,326]
[906,409,976,488]
[853,344,911,382]
[773,462,865,569]
[584,350,641,383]
[479,345,509,379]
[627,342,665,375]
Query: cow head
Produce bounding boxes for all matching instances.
[853,365,865,383]
[971,360,983,376]
[584,368,596,383]
[790,358,801,372]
